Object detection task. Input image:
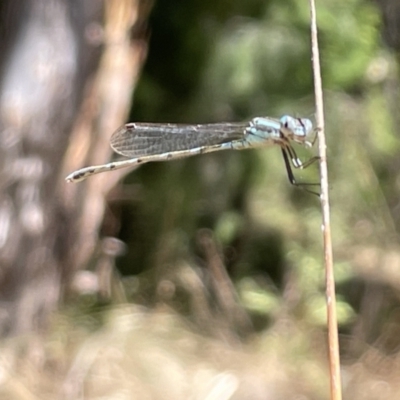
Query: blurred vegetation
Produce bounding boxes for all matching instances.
[110,0,387,334]
[4,0,400,398]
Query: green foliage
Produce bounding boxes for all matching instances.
[319,1,380,89]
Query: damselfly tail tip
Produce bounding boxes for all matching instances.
[65,174,75,183]
[65,172,85,183]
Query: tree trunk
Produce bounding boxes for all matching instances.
[0,0,150,336]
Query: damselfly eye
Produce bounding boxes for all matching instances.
[280,115,291,129]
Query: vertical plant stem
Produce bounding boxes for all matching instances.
[309,1,342,399]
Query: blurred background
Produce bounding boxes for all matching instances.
[0,0,399,398]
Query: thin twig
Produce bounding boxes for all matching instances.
[309,1,342,399]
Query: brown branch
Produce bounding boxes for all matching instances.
[62,0,152,275]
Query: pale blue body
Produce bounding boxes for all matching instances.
[66,115,314,182]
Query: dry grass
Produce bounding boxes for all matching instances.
[0,304,398,400]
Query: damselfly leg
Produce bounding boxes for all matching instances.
[281,146,320,196]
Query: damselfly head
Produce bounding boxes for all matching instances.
[280,115,313,145]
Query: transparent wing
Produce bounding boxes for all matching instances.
[110,122,248,157]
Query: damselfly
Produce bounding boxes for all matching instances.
[66,115,319,187]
